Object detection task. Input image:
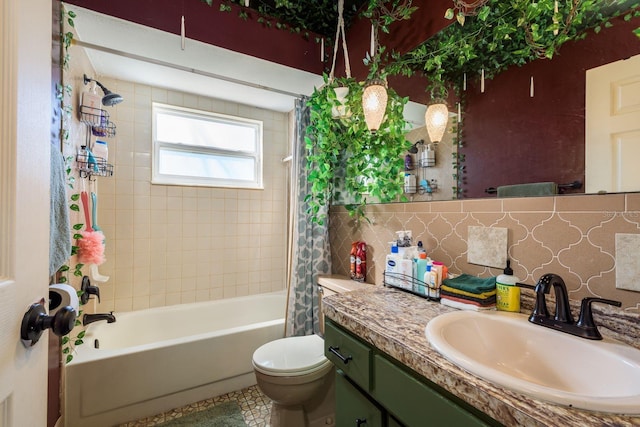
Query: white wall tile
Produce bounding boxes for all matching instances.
[95,78,289,312]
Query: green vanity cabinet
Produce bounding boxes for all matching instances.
[325,320,501,427]
[336,371,384,427]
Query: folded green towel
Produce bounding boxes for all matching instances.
[442,274,496,293]
[497,182,558,198]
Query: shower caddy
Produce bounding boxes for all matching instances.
[77,104,115,179]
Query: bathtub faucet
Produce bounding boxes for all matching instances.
[83,312,116,326]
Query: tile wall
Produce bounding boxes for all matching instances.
[69,76,289,313]
[329,193,640,311]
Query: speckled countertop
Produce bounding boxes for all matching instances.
[322,285,640,427]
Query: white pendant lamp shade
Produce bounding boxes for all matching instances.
[425,102,449,143]
[362,81,388,132]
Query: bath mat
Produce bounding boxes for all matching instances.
[160,401,248,427]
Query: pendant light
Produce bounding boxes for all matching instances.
[362,79,388,132]
[424,100,449,144]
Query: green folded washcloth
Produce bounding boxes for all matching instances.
[442,274,496,294]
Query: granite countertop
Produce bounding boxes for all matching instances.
[322,285,640,427]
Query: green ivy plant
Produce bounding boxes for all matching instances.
[390,0,640,92]
[304,75,410,225]
[56,5,89,364]
[303,0,417,224]
[61,9,76,70]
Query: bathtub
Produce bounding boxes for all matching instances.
[64,291,286,427]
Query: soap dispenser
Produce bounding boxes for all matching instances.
[496,260,521,312]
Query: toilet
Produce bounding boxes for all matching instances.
[252,275,367,427]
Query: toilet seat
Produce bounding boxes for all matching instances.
[253,335,331,377]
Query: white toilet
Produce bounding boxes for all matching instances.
[252,275,366,427]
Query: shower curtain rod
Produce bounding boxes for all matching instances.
[74,39,306,99]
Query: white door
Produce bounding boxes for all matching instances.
[585,53,640,194]
[0,0,52,426]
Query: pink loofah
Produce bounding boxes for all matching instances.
[78,190,106,265]
[77,230,106,265]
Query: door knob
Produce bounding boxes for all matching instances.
[21,301,76,347]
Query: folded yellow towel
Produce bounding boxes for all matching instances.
[441,284,496,300]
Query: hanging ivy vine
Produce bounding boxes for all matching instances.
[389,0,640,92]
[57,5,87,364]
[304,76,410,224]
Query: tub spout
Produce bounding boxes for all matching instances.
[83,312,116,326]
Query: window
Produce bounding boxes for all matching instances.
[152,103,263,189]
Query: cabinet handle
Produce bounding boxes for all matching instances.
[356,418,367,426]
[328,346,353,364]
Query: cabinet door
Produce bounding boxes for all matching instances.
[325,320,372,390]
[388,415,404,427]
[372,355,495,427]
[336,371,383,427]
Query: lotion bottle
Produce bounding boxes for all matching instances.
[415,253,429,295]
[496,260,521,312]
[385,245,402,287]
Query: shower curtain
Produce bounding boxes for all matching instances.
[285,97,331,337]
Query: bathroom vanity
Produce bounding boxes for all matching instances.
[322,286,640,427]
[325,320,499,426]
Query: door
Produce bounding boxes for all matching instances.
[0,0,52,426]
[585,53,640,193]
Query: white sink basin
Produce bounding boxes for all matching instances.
[425,310,640,414]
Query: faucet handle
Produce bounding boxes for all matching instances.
[80,275,101,304]
[576,297,622,340]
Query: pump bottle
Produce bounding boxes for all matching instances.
[496,260,521,312]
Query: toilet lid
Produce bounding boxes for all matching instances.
[253,335,329,375]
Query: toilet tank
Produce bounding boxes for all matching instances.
[317,275,368,336]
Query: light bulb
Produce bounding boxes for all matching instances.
[362,81,388,132]
[425,102,449,143]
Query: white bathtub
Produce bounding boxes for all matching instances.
[64,291,286,427]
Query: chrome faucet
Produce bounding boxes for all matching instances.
[83,312,116,326]
[517,274,621,340]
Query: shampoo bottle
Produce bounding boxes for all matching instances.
[415,253,429,294]
[397,258,414,290]
[496,260,521,312]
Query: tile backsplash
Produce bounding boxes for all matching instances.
[329,193,640,311]
[466,225,507,268]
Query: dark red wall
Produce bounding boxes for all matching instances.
[461,15,640,198]
[343,0,454,82]
[63,0,324,75]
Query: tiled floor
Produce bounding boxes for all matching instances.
[118,385,272,426]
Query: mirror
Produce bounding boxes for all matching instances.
[68,3,640,201]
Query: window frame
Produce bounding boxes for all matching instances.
[151,102,264,189]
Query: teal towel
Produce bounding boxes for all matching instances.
[497,182,558,198]
[49,149,71,276]
[442,274,496,293]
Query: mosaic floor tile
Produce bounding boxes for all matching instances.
[117,384,271,427]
